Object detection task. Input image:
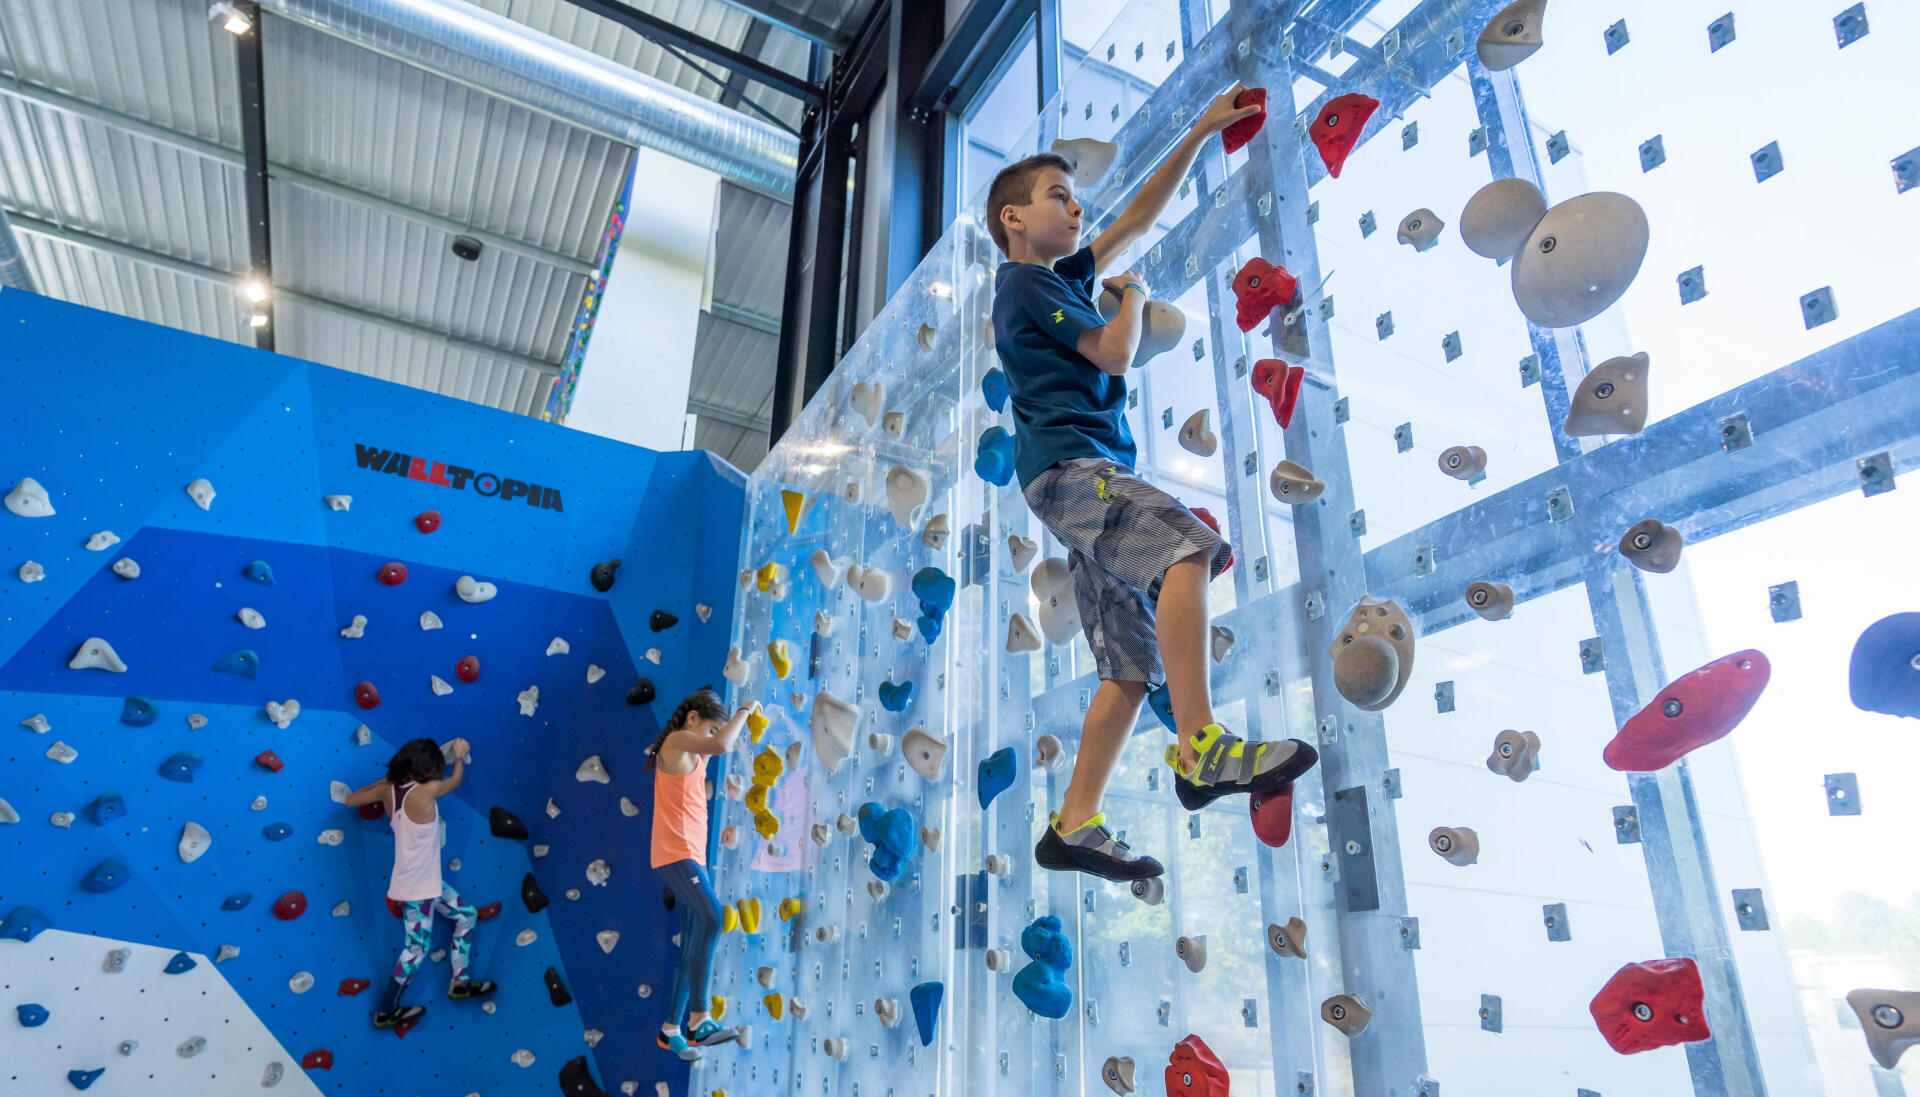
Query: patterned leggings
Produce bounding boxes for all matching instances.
[378,885,475,1011]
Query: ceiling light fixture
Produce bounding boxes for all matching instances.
[209,2,252,35]
[243,278,269,304]
[249,312,270,329]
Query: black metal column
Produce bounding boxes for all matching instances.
[886,0,950,297]
[771,45,826,440]
[234,0,274,351]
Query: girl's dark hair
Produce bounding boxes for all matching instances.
[646,689,728,770]
[385,738,446,786]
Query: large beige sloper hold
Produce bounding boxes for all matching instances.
[1476,0,1547,70]
[5,476,54,517]
[1460,177,1548,260]
[1031,558,1080,644]
[1176,934,1207,973]
[1511,191,1650,328]
[1485,730,1540,781]
[846,565,891,602]
[885,465,930,529]
[1006,612,1042,653]
[1429,826,1479,866]
[1329,597,1415,710]
[811,691,859,773]
[1269,460,1325,503]
[1464,581,1514,621]
[1848,989,1920,1069]
[901,727,948,780]
[1097,288,1187,368]
[1178,409,1217,457]
[1564,352,1650,436]
[1050,137,1118,191]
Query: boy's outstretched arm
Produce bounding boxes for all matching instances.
[1089,84,1263,276]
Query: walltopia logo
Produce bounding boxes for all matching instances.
[354,444,564,513]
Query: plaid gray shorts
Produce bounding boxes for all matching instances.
[1022,458,1233,684]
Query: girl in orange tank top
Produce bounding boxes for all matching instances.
[646,689,759,1061]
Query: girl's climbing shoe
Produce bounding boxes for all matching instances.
[1034,812,1164,881]
[1167,724,1319,812]
[657,1029,703,1061]
[690,1019,739,1046]
[372,1005,427,1029]
[449,979,497,1000]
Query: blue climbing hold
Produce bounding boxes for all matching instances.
[119,697,157,727]
[17,1003,48,1027]
[982,367,1009,413]
[911,567,956,617]
[158,751,201,783]
[262,822,292,842]
[1147,683,1176,733]
[85,792,126,825]
[916,612,943,643]
[910,980,944,1047]
[1011,914,1074,1019]
[856,801,916,883]
[163,951,196,974]
[211,649,259,678]
[68,1068,105,1090]
[243,560,275,585]
[877,679,915,713]
[974,426,1016,487]
[220,892,252,911]
[978,746,1017,810]
[0,905,51,942]
[81,858,129,893]
[1850,612,1920,719]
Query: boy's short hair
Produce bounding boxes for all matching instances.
[986,153,1073,257]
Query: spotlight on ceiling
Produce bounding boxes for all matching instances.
[208,2,252,35]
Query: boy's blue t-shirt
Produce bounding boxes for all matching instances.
[992,245,1136,489]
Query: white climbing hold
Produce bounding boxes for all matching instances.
[597,930,620,953]
[922,512,950,550]
[868,731,894,755]
[317,829,344,846]
[21,714,48,733]
[250,796,266,811]
[724,773,747,800]
[1007,534,1038,573]
[723,647,752,686]
[849,381,884,425]
[720,825,741,849]
[811,690,859,773]
[456,575,498,603]
[516,929,537,947]
[810,550,844,589]
[901,728,949,781]
[1211,625,1236,662]
[586,664,606,684]
[1178,409,1218,457]
[5,477,54,517]
[288,972,313,994]
[50,811,73,828]
[332,902,350,917]
[237,607,265,629]
[330,781,350,803]
[178,1036,207,1059]
[322,494,352,511]
[586,859,611,886]
[620,796,639,817]
[789,998,809,1021]
[836,812,858,835]
[482,1001,497,1014]
[576,755,611,784]
[111,557,139,579]
[847,564,891,602]
[695,603,712,622]
[431,675,454,696]
[810,823,832,846]
[86,531,120,551]
[1032,558,1081,644]
[882,410,906,438]
[517,685,540,716]
[766,574,790,601]
[448,859,460,872]
[186,713,207,730]
[786,741,804,771]
[0,798,15,824]
[892,618,914,640]
[217,944,240,963]
[546,637,570,656]
[1051,136,1119,190]
[512,1050,535,1068]
[430,949,446,962]
[45,740,77,764]
[815,611,836,637]
[69,637,127,672]
[17,561,44,582]
[545,798,561,819]
[340,614,367,638]
[756,966,776,989]
[178,821,211,862]
[584,1029,605,1048]
[645,648,661,664]
[1006,613,1042,653]
[185,478,216,510]
[884,465,930,529]
[265,699,300,728]
[420,611,443,630]
[355,725,371,746]
[868,880,890,901]
[814,924,839,944]
[920,826,942,852]
[1034,734,1065,771]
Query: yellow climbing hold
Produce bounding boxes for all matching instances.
[747,708,770,742]
[737,897,762,934]
[752,809,781,839]
[752,746,785,782]
[766,639,791,680]
[781,489,807,534]
[755,562,784,592]
[744,784,769,814]
[778,896,806,922]
[722,905,739,933]
[763,991,785,1020]
[710,995,727,1020]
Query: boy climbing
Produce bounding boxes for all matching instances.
[646,689,760,1060]
[988,84,1320,882]
[343,737,496,1029]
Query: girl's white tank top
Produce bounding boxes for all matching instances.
[387,782,444,902]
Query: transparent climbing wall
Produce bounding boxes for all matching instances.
[706,2,1920,1097]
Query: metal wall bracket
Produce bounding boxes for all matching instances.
[1518,354,1540,387]
[1802,286,1838,329]
[1768,580,1802,622]
[1708,12,1736,51]
[1376,311,1396,340]
[1399,916,1421,950]
[1751,141,1783,182]
[1358,210,1377,238]
[1678,265,1707,304]
[1383,767,1402,799]
[1412,545,1435,576]
[1720,412,1754,451]
[1332,785,1380,912]
[1579,637,1605,675]
[1826,772,1862,816]
[1613,804,1642,843]
[1543,902,1571,942]
[1858,451,1895,497]
[1479,994,1503,1033]
[1441,330,1462,362]
[1434,681,1455,713]
[1547,485,1573,522]
[1395,422,1414,452]
[1731,888,1770,931]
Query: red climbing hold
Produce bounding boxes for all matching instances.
[355,681,381,710]
[413,510,441,534]
[253,749,283,773]
[476,901,502,921]
[301,1049,333,1071]
[1250,359,1305,429]
[337,978,370,997]
[358,801,384,821]
[392,1012,422,1039]
[1231,257,1298,332]
[1249,781,1294,849]
[1165,1033,1230,1097]
[455,655,480,683]
[378,562,408,586]
[386,897,407,919]
[272,891,307,921]
[1220,87,1267,154]
[1589,957,1710,1055]
[1189,507,1233,572]
[1603,650,1770,772]
[1310,92,1378,178]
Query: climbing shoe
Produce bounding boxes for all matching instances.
[689,1018,738,1046]
[657,1030,703,1061]
[372,1005,427,1029]
[1034,812,1164,881]
[449,979,497,1000]
[1167,724,1318,812]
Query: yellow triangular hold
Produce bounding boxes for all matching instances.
[780,489,807,534]
[722,905,739,933]
[763,991,785,1020]
[737,897,762,934]
[710,994,727,1020]
[766,639,791,679]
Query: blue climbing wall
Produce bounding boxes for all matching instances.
[0,289,744,1096]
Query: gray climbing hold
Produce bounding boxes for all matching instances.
[1619,518,1683,573]
[1396,208,1445,251]
[1102,1055,1137,1095]
[69,638,127,672]
[1007,534,1038,573]
[575,755,610,784]
[21,713,48,733]
[118,1039,137,1055]
[1460,178,1547,259]
[1006,612,1042,653]
[103,948,129,973]
[1097,290,1187,367]
[186,713,207,729]
[1438,445,1487,480]
[1031,559,1080,644]
[184,478,216,510]
[236,607,265,629]
[45,740,77,764]
[1269,460,1325,503]
[1050,137,1118,190]
[0,798,15,824]
[18,561,44,582]
[1330,597,1416,711]
[1178,409,1218,457]
[1486,730,1541,781]
[216,945,239,963]
[1511,192,1649,327]
[1847,989,1920,1069]
[456,575,497,603]
[1564,352,1651,436]
[1476,0,1547,70]
[288,971,314,993]
[5,476,54,517]
[322,493,351,511]
[340,614,367,638]
[922,513,950,550]
[1465,581,1515,621]
[262,1061,284,1087]
[175,1036,206,1059]
[86,531,119,551]
[178,821,211,863]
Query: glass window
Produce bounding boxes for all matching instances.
[961,28,1039,209]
